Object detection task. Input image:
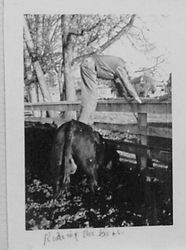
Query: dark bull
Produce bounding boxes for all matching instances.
[50,120,119,197]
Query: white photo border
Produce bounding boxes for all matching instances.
[4,0,186,249]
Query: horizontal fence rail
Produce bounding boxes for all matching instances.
[24,98,172,114]
[24,98,172,167]
[110,140,172,165]
[94,122,172,139]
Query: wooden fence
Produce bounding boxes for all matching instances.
[24,98,172,169]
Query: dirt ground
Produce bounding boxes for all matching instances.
[25,122,173,230]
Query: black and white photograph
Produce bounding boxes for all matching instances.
[3,1,186,249]
[24,14,172,230]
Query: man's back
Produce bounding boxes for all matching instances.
[93,55,126,79]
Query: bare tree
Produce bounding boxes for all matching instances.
[61,15,77,119]
[23,16,55,117]
[24,14,169,116]
[60,14,136,101]
[70,14,136,64]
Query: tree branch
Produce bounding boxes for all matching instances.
[72,14,136,65]
[87,33,99,46]
[97,14,136,53]
[135,56,166,73]
[68,18,106,38]
[50,24,60,43]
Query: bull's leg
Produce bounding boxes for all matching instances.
[63,173,71,188]
[55,180,60,196]
[61,155,78,193]
[88,167,98,193]
[53,176,63,199]
[89,177,98,192]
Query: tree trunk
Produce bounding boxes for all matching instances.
[23,17,54,117]
[24,43,40,117]
[58,61,65,101]
[35,15,43,54]
[61,15,77,120]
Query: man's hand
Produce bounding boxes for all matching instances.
[126,96,142,104]
[133,96,142,104]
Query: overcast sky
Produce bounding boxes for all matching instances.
[105,15,171,81]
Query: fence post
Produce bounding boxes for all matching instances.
[138,112,158,224]
[137,112,148,170]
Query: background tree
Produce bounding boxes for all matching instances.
[24,14,170,117]
[24,16,56,117]
[24,14,139,118]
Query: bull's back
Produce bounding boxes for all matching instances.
[50,120,120,195]
[71,121,97,165]
[71,121,106,173]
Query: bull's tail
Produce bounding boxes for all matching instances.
[62,121,77,186]
[50,122,67,197]
[50,121,77,198]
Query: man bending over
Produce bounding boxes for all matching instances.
[79,54,142,125]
